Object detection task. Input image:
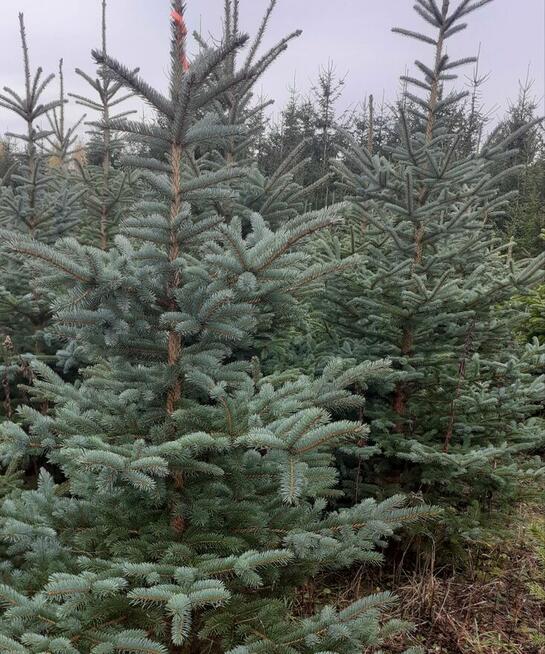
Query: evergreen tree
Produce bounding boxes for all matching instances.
[257,64,348,211]
[348,94,392,158]
[309,62,347,206]
[69,0,138,249]
[496,78,545,255]
[45,59,85,167]
[192,0,330,228]
[0,3,430,652]
[0,14,83,243]
[455,49,489,157]
[256,90,328,220]
[0,138,17,182]
[516,276,545,345]
[309,0,545,533]
[258,88,311,175]
[0,14,84,416]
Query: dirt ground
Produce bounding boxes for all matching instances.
[296,505,545,653]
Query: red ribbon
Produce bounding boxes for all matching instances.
[171,9,188,36]
[171,9,190,70]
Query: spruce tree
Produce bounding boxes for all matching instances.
[69,0,138,249]
[309,62,347,207]
[0,3,430,652]
[497,78,545,254]
[257,67,347,213]
[193,0,330,228]
[0,14,84,416]
[312,0,545,531]
[45,59,85,167]
[0,14,83,243]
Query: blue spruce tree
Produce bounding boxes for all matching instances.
[311,0,545,535]
[69,0,138,249]
[0,2,431,652]
[0,14,84,417]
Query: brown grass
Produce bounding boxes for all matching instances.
[294,505,545,653]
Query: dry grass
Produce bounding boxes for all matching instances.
[295,504,545,653]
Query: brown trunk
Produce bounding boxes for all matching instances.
[2,339,12,419]
[99,134,111,250]
[166,142,186,539]
[392,11,446,429]
[392,324,414,428]
[166,143,183,415]
[443,320,475,452]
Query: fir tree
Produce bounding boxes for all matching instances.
[310,62,347,206]
[257,65,348,212]
[0,138,17,182]
[256,90,328,222]
[0,3,430,652]
[0,14,83,243]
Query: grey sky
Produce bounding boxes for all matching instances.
[0,0,543,137]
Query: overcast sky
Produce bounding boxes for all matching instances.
[0,0,543,137]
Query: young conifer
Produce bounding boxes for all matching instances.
[0,14,83,242]
[0,15,84,415]
[313,0,545,532]
[69,0,138,248]
[45,59,85,166]
[0,2,430,652]
[194,0,331,228]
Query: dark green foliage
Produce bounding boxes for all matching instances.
[256,66,348,209]
[515,278,545,345]
[496,80,545,255]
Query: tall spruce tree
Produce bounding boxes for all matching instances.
[193,0,331,228]
[310,0,545,532]
[69,0,138,249]
[45,59,85,167]
[0,3,430,652]
[0,14,84,416]
[496,78,545,254]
